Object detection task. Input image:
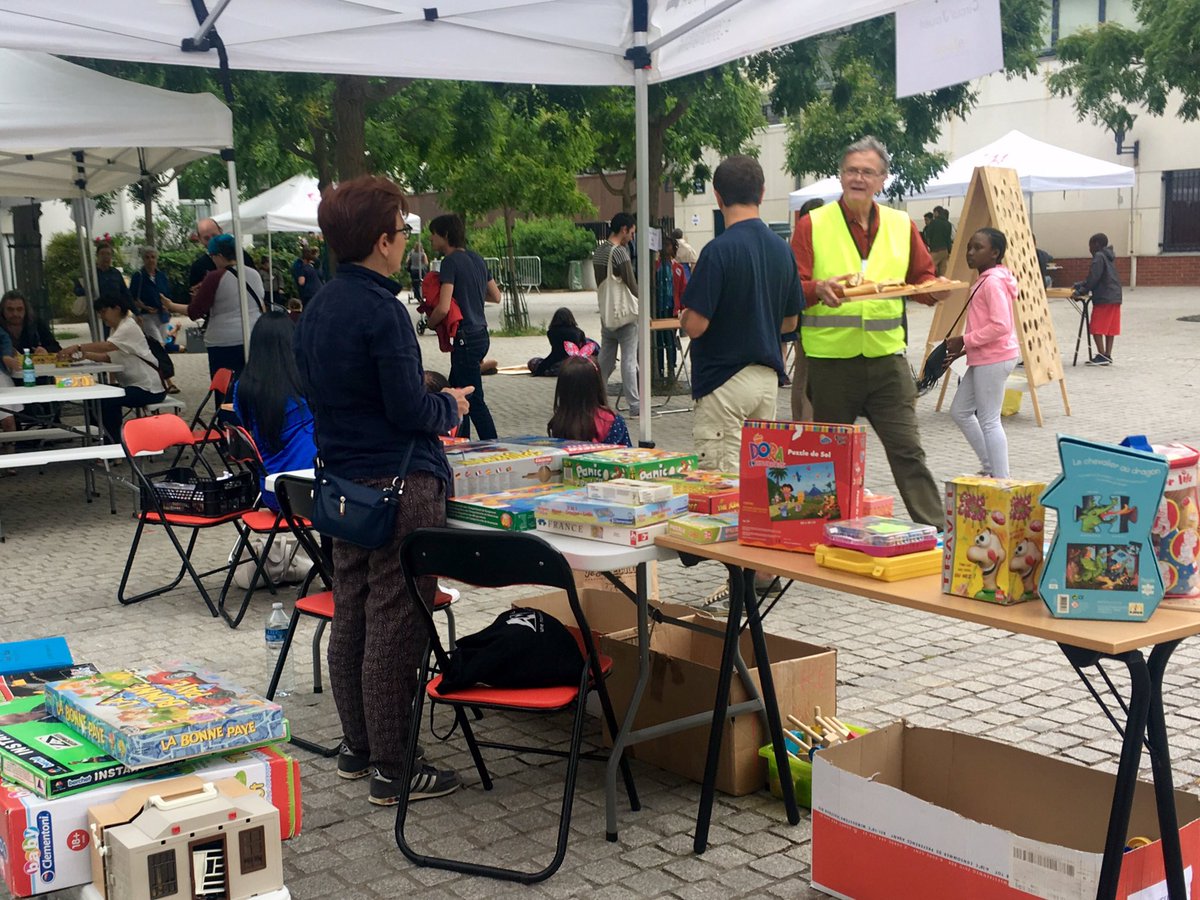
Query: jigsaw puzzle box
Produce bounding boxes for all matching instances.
[738,421,866,553]
[942,477,1047,606]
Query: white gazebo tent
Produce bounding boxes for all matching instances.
[0,50,250,346]
[0,0,920,443]
[788,129,1134,209]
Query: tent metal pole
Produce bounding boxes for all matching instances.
[0,221,11,294]
[633,16,652,446]
[267,230,273,301]
[188,0,234,47]
[77,197,102,343]
[224,150,251,358]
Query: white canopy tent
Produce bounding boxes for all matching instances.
[213,174,420,290]
[788,130,1134,209]
[0,49,250,347]
[0,0,921,444]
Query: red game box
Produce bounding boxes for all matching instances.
[738,420,866,553]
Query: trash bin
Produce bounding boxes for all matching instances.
[568,260,584,291]
[581,259,597,291]
[186,326,206,354]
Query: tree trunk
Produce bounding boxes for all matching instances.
[333,75,369,180]
[140,178,155,247]
[501,207,528,332]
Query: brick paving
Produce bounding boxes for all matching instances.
[3,287,1198,899]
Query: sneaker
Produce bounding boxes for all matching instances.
[1095,354,1112,366]
[339,742,425,780]
[755,573,785,598]
[698,585,730,614]
[370,764,461,806]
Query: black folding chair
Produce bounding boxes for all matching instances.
[395,527,640,884]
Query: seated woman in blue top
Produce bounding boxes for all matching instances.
[233,310,317,511]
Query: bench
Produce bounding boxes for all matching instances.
[0,426,103,445]
[0,445,128,541]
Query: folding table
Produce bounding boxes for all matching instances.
[655,534,1200,900]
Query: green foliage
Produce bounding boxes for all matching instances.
[758,0,1046,194]
[1047,4,1196,133]
[468,217,596,289]
[44,233,84,322]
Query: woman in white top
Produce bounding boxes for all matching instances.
[58,294,165,443]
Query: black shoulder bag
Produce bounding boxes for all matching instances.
[916,280,985,396]
[310,443,414,550]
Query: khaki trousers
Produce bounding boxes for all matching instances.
[693,365,778,472]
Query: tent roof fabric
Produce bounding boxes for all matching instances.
[0,50,232,199]
[0,0,914,86]
[789,130,1135,209]
[212,174,421,234]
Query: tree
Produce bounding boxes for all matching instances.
[1047,2,1200,134]
[433,86,596,332]
[754,0,1046,196]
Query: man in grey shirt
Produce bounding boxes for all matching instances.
[592,211,640,418]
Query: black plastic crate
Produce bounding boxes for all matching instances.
[142,467,255,517]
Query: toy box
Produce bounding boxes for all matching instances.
[561,448,697,485]
[665,512,738,544]
[42,667,287,770]
[823,517,938,557]
[585,478,674,505]
[446,484,575,531]
[738,421,866,554]
[814,544,942,582]
[1,664,98,702]
[501,436,622,456]
[1150,442,1200,599]
[657,471,740,514]
[861,490,894,517]
[444,441,569,496]
[0,744,300,897]
[1039,436,1169,621]
[535,516,667,547]
[536,492,687,528]
[942,477,1047,605]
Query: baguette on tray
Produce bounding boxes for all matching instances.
[835,277,969,299]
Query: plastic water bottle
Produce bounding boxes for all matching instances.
[265,602,293,697]
[21,349,35,387]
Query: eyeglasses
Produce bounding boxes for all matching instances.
[388,223,415,237]
[842,167,883,178]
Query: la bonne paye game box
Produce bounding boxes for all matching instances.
[738,421,866,553]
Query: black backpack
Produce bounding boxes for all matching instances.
[439,608,585,694]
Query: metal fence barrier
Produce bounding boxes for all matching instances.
[484,256,542,291]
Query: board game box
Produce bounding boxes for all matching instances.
[656,471,740,514]
[445,441,570,496]
[1039,436,1169,621]
[562,448,697,485]
[666,512,739,544]
[501,436,622,456]
[585,478,674,505]
[0,744,301,897]
[446,484,576,531]
[536,492,688,528]
[42,667,287,770]
[535,516,668,547]
[942,477,1047,605]
[738,421,866,553]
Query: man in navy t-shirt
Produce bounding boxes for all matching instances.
[680,155,801,471]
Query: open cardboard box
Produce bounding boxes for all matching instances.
[812,721,1200,899]
[601,614,836,795]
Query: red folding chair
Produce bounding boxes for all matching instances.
[394,527,639,884]
[118,415,256,617]
[167,367,234,468]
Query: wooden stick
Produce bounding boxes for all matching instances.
[787,714,825,745]
[784,728,812,752]
[817,715,850,739]
[830,715,855,736]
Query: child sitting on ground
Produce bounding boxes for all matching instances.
[547,356,631,447]
[528,307,597,376]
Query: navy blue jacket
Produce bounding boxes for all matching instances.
[294,264,458,485]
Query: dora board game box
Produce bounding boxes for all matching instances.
[42,667,287,770]
[738,421,866,553]
[445,441,569,496]
[942,477,1047,605]
[1039,436,1169,621]
[562,448,697,485]
[446,484,576,531]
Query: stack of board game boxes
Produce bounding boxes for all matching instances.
[0,648,300,897]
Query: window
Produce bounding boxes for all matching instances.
[1043,0,1137,51]
[239,826,267,874]
[147,849,178,899]
[1163,169,1200,252]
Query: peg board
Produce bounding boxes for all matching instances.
[924,166,1070,426]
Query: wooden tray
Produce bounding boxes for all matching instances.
[1046,287,1076,298]
[840,279,969,300]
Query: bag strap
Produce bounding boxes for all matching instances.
[939,279,986,341]
[316,439,418,498]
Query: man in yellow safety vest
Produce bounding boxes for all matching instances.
[790,136,949,527]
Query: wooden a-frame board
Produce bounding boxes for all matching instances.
[924,166,1070,427]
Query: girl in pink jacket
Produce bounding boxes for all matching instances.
[944,228,1020,478]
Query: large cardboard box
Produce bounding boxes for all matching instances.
[812,721,1200,900]
[738,420,867,553]
[514,588,694,638]
[601,615,836,796]
[0,745,300,897]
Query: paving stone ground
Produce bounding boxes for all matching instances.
[3,286,1198,899]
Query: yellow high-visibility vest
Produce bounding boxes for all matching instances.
[802,202,911,358]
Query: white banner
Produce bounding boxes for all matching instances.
[895,0,1004,98]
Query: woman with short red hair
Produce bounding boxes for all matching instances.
[294,175,473,806]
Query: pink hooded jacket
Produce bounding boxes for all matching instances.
[963,265,1020,367]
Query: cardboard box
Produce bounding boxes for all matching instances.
[811,721,1200,900]
[535,516,667,547]
[586,478,674,505]
[666,512,739,544]
[942,477,1048,605]
[0,745,300,897]
[562,448,697,485]
[1039,436,1170,621]
[572,562,659,603]
[445,441,570,496]
[446,484,576,531]
[600,615,836,796]
[535,492,688,528]
[739,420,867,553]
